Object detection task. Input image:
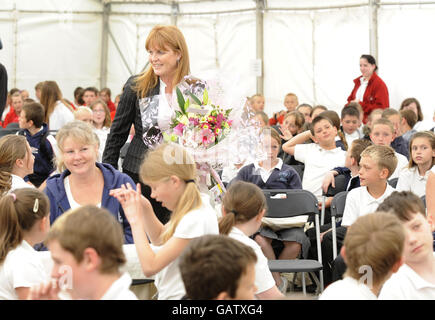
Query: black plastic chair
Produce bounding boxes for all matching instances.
[321,174,348,225]
[330,191,349,260]
[263,189,323,295]
[388,177,398,188]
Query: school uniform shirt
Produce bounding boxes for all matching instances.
[294,143,346,197]
[379,253,435,300]
[0,240,49,300]
[229,227,276,295]
[390,151,409,180]
[153,194,219,300]
[48,101,74,131]
[100,272,138,300]
[94,127,110,162]
[396,166,432,198]
[319,277,377,300]
[341,184,395,227]
[10,174,35,191]
[344,130,361,149]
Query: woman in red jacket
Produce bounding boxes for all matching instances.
[347,54,389,124]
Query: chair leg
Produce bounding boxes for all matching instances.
[308,272,321,295]
[302,272,306,295]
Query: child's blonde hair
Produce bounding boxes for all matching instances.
[73,106,93,120]
[344,211,404,285]
[45,205,126,274]
[55,121,99,172]
[360,145,398,179]
[0,135,29,195]
[408,131,435,169]
[219,181,267,235]
[139,143,201,243]
[0,188,49,264]
[284,111,305,132]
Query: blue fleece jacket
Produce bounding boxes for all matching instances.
[19,123,54,181]
[44,162,134,244]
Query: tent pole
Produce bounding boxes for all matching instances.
[12,3,18,88]
[256,0,265,95]
[100,3,110,90]
[369,0,379,63]
[171,2,179,26]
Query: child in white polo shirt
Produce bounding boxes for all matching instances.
[320,211,405,300]
[377,191,435,300]
[0,188,50,300]
[28,205,138,300]
[282,114,346,200]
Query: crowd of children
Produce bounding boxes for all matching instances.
[0,77,434,301]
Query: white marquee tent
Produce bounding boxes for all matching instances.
[1,0,435,120]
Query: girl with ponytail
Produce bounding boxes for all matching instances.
[0,188,50,299]
[110,143,219,300]
[219,181,283,299]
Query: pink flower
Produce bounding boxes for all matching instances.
[201,128,215,147]
[174,123,185,136]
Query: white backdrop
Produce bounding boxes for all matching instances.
[0,0,434,121]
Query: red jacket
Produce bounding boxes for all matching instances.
[2,107,19,128]
[107,100,116,113]
[347,72,389,123]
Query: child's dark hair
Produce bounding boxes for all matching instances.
[179,234,257,299]
[350,139,373,166]
[341,105,360,120]
[319,110,348,150]
[400,97,423,122]
[284,111,305,130]
[310,114,334,136]
[0,188,49,264]
[377,191,426,222]
[22,102,45,128]
[400,109,417,129]
[219,181,267,235]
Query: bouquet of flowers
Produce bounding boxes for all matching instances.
[162,76,234,202]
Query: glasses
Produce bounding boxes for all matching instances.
[93,109,105,114]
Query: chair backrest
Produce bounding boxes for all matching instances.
[388,177,398,188]
[330,191,349,218]
[263,189,319,218]
[324,174,347,197]
[289,164,304,181]
[421,195,426,208]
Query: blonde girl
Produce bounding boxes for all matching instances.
[110,143,219,300]
[0,134,35,194]
[396,131,435,197]
[0,188,50,299]
[219,181,283,299]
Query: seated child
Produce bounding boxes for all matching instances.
[254,111,269,128]
[269,93,299,126]
[0,188,50,300]
[320,211,404,300]
[273,111,305,163]
[249,94,265,113]
[396,131,435,197]
[28,205,138,300]
[18,102,56,187]
[320,110,348,151]
[377,191,435,300]
[73,106,94,126]
[399,109,418,144]
[361,108,383,139]
[369,118,408,179]
[296,103,313,124]
[382,108,409,159]
[282,114,346,201]
[3,92,23,128]
[325,145,397,286]
[219,181,283,298]
[231,128,308,290]
[179,234,257,300]
[310,105,328,121]
[341,104,362,148]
